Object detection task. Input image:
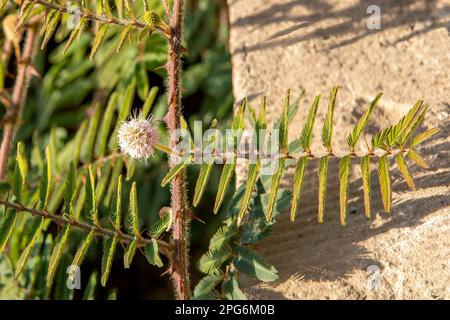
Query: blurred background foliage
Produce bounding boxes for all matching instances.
[0,0,232,299]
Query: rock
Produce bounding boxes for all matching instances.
[228,0,450,299]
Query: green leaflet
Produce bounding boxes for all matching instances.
[70,230,96,281]
[209,224,237,251]
[396,153,416,191]
[104,159,124,206]
[408,149,429,169]
[378,155,392,213]
[90,23,109,60]
[13,141,27,202]
[47,225,71,287]
[128,182,140,236]
[82,103,102,162]
[86,165,98,224]
[0,210,17,252]
[290,157,308,222]
[193,163,214,207]
[96,92,118,157]
[299,95,320,152]
[222,272,247,300]
[73,120,88,165]
[233,246,278,282]
[361,155,372,219]
[214,161,236,214]
[317,156,329,223]
[265,159,285,222]
[199,247,231,274]
[399,105,429,146]
[41,11,61,49]
[411,128,440,147]
[148,208,172,238]
[139,86,159,119]
[339,156,351,226]
[144,238,163,267]
[117,24,133,52]
[101,237,117,286]
[64,18,86,54]
[124,239,137,269]
[39,146,52,209]
[15,218,45,279]
[161,161,188,187]
[238,161,260,221]
[114,175,123,230]
[194,271,224,298]
[95,160,112,204]
[321,86,339,151]
[347,93,382,149]
[64,162,76,218]
[82,272,97,300]
[279,90,290,154]
[125,159,136,181]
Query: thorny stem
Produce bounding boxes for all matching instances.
[166,0,191,300]
[0,199,171,257]
[0,25,38,181]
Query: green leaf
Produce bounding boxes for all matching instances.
[82,272,97,300]
[15,218,44,278]
[214,161,236,214]
[290,157,308,222]
[47,225,71,287]
[73,120,88,164]
[408,149,429,169]
[101,237,117,286]
[0,209,17,252]
[265,159,285,222]
[396,153,416,191]
[90,23,109,60]
[41,11,61,49]
[299,95,320,152]
[378,155,392,213]
[194,271,224,298]
[70,230,95,281]
[148,208,172,238]
[39,146,52,209]
[86,165,98,224]
[13,141,27,201]
[114,175,123,230]
[347,93,382,150]
[209,224,237,251]
[82,103,102,162]
[123,239,137,269]
[321,87,339,151]
[128,182,139,236]
[193,163,214,207]
[161,161,188,187]
[411,128,440,147]
[279,90,290,154]
[361,155,372,218]
[339,156,351,226]
[139,86,159,119]
[317,156,329,223]
[64,162,76,218]
[117,24,133,52]
[144,239,163,267]
[96,92,118,157]
[199,247,231,274]
[222,273,247,300]
[233,246,278,282]
[238,161,260,220]
[63,19,86,54]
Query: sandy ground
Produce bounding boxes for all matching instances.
[227,0,450,299]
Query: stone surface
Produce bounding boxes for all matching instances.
[228,0,450,299]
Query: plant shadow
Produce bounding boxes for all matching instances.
[231,0,450,54]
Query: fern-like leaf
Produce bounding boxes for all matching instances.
[339,155,351,226]
[299,95,320,152]
[361,155,372,218]
[317,156,329,223]
[144,238,163,267]
[321,87,339,152]
[233,246,278,282]
[290,157,308,222]
[47,225,71,287]
[378,155,392,213]
[396,153,416,191]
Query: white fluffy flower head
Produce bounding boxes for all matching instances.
[118,116,158,161]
